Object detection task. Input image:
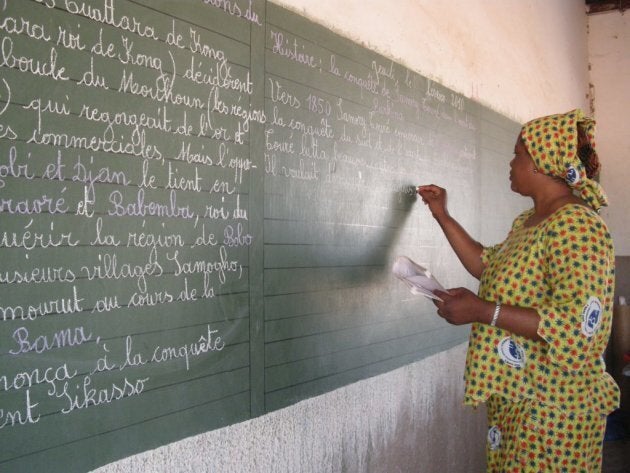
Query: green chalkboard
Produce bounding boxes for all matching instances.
[0,1,525,471]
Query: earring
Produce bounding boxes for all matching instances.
[532,168,538,174]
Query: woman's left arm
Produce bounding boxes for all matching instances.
[433,288,543,341]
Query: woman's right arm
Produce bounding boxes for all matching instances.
[417,185,485,279]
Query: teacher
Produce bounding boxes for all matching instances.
[418,109,619,472]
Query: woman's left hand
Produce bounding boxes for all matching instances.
[432,287,490,325]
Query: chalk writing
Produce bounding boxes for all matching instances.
[203,0,262,26]
[150,324,225,370]
[23,96,71,133]
[0,190,69,215]
[1,4,250,444]
[59,375,149,414]
[9,325,93,355]
[0,15,52,41]
[65,0,158,40]
[167,245,241,284]
[0,362,76,393]
[0,264,76,284]
[0,37,69,81]
[0,146,35,188]
[0,390,40,429]
[80,248,163,292]
[56,23,86,51]
[0,219,79,249]
[0,285,84,321]
[0,4,486,468]
[270,30,318,68]
[107,189,195,219]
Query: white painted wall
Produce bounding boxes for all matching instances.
[95,1,608,472]
[588,12,630,256]
[275,0,590,121]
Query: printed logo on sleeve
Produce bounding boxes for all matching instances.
[566,166,580,185]
[581,296,603,337]
[487,425,501,450]
[498,337,526,368]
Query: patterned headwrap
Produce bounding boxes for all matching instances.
[520,109,607,211]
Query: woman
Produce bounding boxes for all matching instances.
[418,109,619,473]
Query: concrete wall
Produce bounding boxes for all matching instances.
[588,11,630,256]
[94,1,602,472]
[274,0,590,121]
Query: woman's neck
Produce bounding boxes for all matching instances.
[532,183,582,216]
[524,180,584,227]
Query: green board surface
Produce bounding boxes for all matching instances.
[0,1,524,471]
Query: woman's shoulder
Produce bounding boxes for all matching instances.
[546,203,605,226]
[543,203,611,242]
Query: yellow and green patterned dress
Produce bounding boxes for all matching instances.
[466,203,619,473]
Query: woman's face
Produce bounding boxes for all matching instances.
[509,135,537,195]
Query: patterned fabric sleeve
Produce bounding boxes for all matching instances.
[536,206,614,373]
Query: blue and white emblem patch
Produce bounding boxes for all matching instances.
[487,425,501,450]
[581,296,603,337]
[566,166,580,185]
[498,337,526,368]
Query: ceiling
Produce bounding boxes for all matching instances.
[585,0,630,14]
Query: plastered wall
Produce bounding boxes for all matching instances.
[588,11,630,257]
[94,1,601,472]
[272,0,591,122]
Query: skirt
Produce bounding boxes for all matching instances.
[485,395,607,473]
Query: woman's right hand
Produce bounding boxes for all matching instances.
[417,184,449,220]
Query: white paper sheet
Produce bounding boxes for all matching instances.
[392,256,448,301]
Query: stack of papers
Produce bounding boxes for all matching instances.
[392,256,448,301]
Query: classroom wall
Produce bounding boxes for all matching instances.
[588,11,630,257]
[273,0,591,122]
[94,1,596,472]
